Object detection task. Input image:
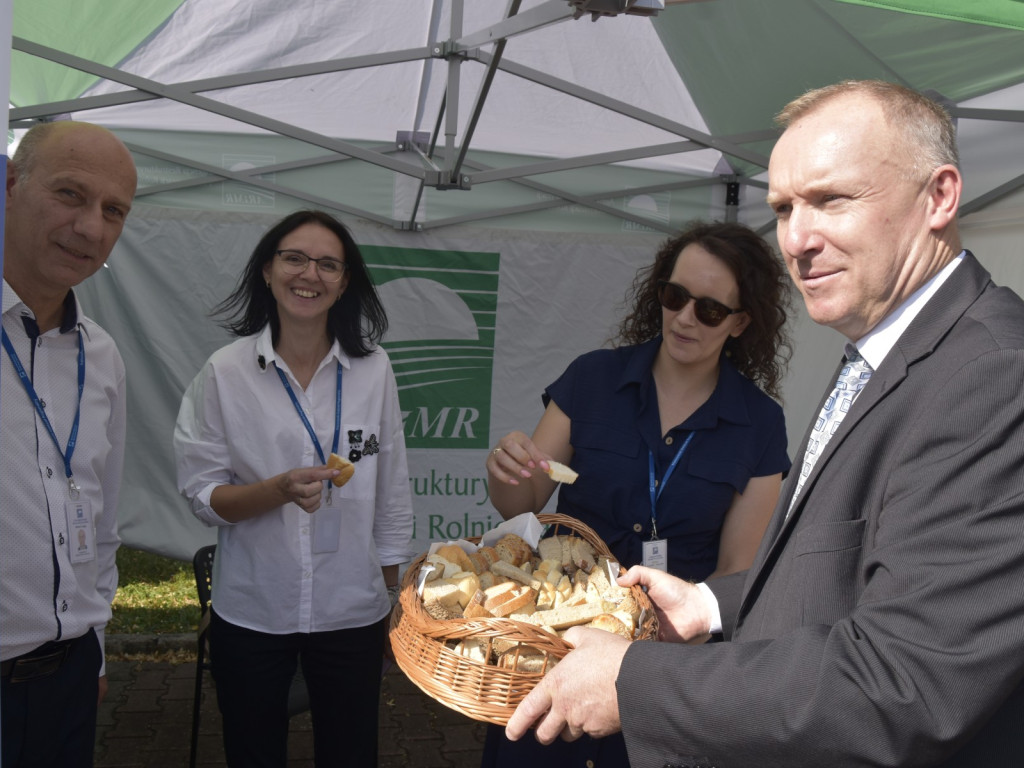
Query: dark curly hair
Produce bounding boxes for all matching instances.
[617,220,792,399]
[215,210,388,358]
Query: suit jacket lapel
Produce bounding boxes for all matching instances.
[736,252,992,626]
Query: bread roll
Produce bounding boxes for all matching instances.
[327,452,355,487]
[589,613,633,639]
[435,544,474,575]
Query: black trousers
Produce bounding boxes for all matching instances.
[210,611,385,768]
[0,628,102,768]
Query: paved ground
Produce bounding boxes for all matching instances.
[95,636,488,768]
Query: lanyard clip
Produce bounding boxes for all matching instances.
[325,482,333,506]
[67,476,81,500]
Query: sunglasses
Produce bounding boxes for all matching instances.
[656,280,743,327]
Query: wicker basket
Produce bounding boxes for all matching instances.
[388,512,658,725]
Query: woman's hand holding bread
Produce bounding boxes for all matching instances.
[489,433,578,498]
[487,431,552,486]
[273,466,340,514]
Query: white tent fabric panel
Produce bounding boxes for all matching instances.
[81,1,717,175]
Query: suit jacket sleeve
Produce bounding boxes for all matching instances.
[617,310,1024,767]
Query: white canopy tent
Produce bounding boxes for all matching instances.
[6,0,1024,559]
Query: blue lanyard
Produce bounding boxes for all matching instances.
[273,359,343,466]
[647,431,695,540]
[2,326,85,498]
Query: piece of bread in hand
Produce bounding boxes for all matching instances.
[327,452,355,487]
[543,460,578,484]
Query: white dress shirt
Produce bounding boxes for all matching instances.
[174,325,413,634]
[1,281,124,672]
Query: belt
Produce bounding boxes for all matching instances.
[1,635,83,683]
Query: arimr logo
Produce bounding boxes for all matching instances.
[367,245,499,449]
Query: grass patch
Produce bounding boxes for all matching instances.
[109,547,198,635]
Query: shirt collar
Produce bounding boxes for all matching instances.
[619,335,752,429]
[854,251,965,370]
[252,324,348,373]
[2,279,84,337]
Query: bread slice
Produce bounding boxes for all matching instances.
[494,534,532,566]
[448,571,480,608]
[571,537,596,573]
[489,559,534,586]
[497,649,556,674]
[422,581,462,608]
[526,600,605,630]
[544,460,578,484]
[537,537,563,565]
[452,638,490,664]
[484,584,537,617]
[327,452,355,487]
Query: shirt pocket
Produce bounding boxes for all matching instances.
[572,420,642,460]
[333,422,381,501]
[688,454,750,494]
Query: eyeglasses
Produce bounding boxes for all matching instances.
[656,280,743,327]
[274,250,347,283]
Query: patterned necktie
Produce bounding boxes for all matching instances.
[788,346,873,516]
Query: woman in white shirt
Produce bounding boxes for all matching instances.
[174,210,413,767]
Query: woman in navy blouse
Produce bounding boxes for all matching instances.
[481,220,793,768]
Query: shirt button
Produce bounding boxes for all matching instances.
[633,523,643,533]
[61,601,68,612]
[301,527,310,535]
[665,435,674,445]
[304,571,312,579]
[586,762,595,768]
[47,467,53,478]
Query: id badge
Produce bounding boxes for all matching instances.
[66,499,96,563]
[642,538,668,571]
[312,506,341,554]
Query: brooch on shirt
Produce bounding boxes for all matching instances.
[346,430,379,462]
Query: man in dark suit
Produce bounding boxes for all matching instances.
[506,80,1024,767]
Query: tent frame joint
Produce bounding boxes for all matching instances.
[423,169,472,190]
